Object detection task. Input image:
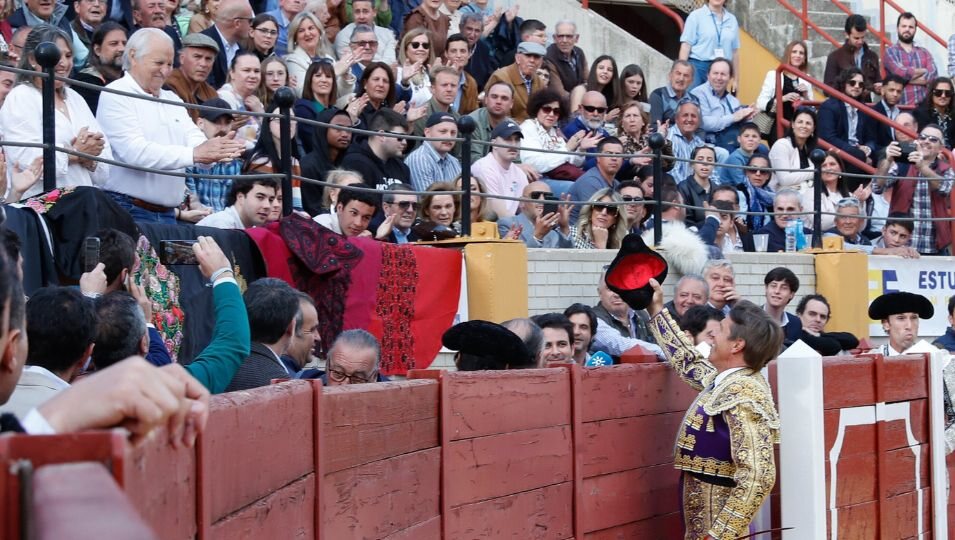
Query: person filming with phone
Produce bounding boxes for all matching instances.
[497,181,571,248]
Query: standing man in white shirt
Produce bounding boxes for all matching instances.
[471,119,527,218]
[97,28,245,224]
[197,177,278,229]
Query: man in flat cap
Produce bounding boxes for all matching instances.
[868,291,934,356]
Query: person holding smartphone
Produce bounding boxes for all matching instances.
[496,181,571,248]
[697,185,755,254]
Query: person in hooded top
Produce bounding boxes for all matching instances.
[300,108,353,216]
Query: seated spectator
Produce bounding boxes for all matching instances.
[407,112,461,192]
[293,59,339,154]
[467,81,515,163]
[285,12,335,96]
[74,22,128,114]
[871,212,920,258]
[320,329,382,385]
[913,77,955,150]
[755,189,813,252]
[163,32,220,122]
[571,189,627,249]
[663,274,708,320]
[93,237,251,394]
[242,102,302,208]
[500,318,545,368]
[376,183,420,243]
[649,59,693,125]
[402,0,449,57]
[722,122,763,189]
[417,181,460,236]
[569,56,618,123]
[337,28,385,106]
[616,64,649,112]
[616,102,653,180]
[472,119,527,218]
[300,108,352,215]
[90,228,137,295]
[741,153,775,231]
[395,27,437,109]
[0,287,96,417]
[679,304,723,346]
[199,0,252,89]
[443,319,537,371]
[258,55,291,108]
[796,294,859,355]
[243,14,280,60]
[591,268,663,359]
[873,123,953,255]
[226,277,301,391]
[933,295,955,352]
[804,152,868,232]
[530,313,575,365]
[643,182,687,232]
[818,67,876,179]
[184,98,240,216]
[8,0,88,68]
[871,74,906,153]
[563,303,597,365]
[698,184,754,253]
[441,36,479,116]
[282,292,319,375]
[824,196,869,245]
[768,106,815,192]
[333,0,396,64]
[666,98,728,184]
[485,41,546,122]
[677,145,717,228]
[755,40,813,144]
[519,89,589,183]
[497,181,571,248]
[72,0,105,51]
[97,28,245,223]
[546,20,587,96]
[689,58,756,151]
[1,25,111,201]
[562,90,613,172]
[197,178,278,229]
[568,137,624,223]
[762,267,802,347]
[703,258,738,315]
[341,108,411,190]
[409,66,461,150]
[315,170,375,236]
[218,52,264,148]
[313,167,364,219]
[616,181,647,234]
[455,175,504,237]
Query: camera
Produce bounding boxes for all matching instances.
[897,142,917,162]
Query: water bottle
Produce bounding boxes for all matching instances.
[784,221,797,252]
[795,219,807,251]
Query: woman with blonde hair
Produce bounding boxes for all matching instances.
[396,27,436,108]
[286,11,336,96]
[572,189,628,249]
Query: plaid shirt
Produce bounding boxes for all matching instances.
[185,160,241,213]
[406,143,462,193]
[877,161,954,254]
[883,42,938,106]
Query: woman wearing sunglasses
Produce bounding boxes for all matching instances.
[801,151,869,232]
[571,189,628,249]
[914,77,955,150]
[519,89,591,182]
[396,27,435,109]
[817,67,876,185]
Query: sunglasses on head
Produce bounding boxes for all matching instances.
[582,105,608,114]
[846,79,865,88]
[592,204,619,216]
[934,88,953,97]
[540,105,560,116]
[409,41,430,50]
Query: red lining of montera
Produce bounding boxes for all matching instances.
[606,254,665,289]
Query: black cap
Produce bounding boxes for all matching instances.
[198,98,234,122]
[442,320,531,369]
[490,119,523,140]
[604,233,668,310]
[425,112,456,128]
[868,292,934,320]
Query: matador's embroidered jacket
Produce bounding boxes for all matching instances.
[648,309,779,540]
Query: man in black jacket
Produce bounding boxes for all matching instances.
[761,267,802,348]
[796,294,859,356]
[226,278,300,391]
[341,108,411,191]
[300,109,353,216]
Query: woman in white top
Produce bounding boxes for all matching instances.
[286,12,336,97]
[756,40,813,143]
[396,27,435,109]
[768,106,815,192]
[218,51,264,149]
[801,151,870,231]
[0,24,111,201]
[519,88,594,178]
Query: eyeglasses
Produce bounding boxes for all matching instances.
[255,27,279,36]
[846,79,865,88]
[620,195,644,203]
[409,41,430,50]
[391,201,419,210]
[919,133,942,144]
[934,88,954,97]
[351,40,378,48]
[539,105,560,116]
[748,168,770,175]
[592,204,619,216]
[582,105,608,114]
[327,367,376,384]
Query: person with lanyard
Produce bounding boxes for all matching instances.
[678,0,741,91]
[867,291,933,356]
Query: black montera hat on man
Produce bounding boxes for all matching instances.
[604,233,668,310]
[868,291,934,320]
[442,320,532,369]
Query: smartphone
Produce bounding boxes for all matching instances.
[543,194,559,217]
[159,240,199,265]
[83,237,100,273]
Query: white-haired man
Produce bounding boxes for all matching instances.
[97,28,245,224]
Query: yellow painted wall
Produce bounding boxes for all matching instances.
[738,31,780,106]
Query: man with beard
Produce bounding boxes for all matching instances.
[561,90,609,171]
[75,22,127,113]
[73,0,107,50]
[883,12,937,107]
[824,14,881,96]
[163,33,220,121]
[132,0,183,60]
[300,109,353,216]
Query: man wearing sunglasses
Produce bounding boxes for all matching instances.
[560,90,609,170]
[376,183,420,244]
[874,124,954,255]
[333,0,396,65]
[818,67,877,185]
[496,181,571,248]
[201,0,254,89]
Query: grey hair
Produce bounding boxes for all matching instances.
[16,24,72,86]
[670,59,693,74]
[325,168,363,186]
[351,23,376,38]
[702,258,735,277]
[502,318,543,360]
[383,183,415,204]
[329,329,381,365]
[459,12,482,27]
[773,188,802,208]
[553,20,577,33]
[676,274,709,298]
[123,27,172,71]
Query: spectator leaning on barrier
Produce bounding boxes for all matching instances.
[563,303,597,365]
[97,28,245,224]
[873,123,954,255]
[703,258,738,316]
[663,274,708,320]
[882,12,937,107]
[0,287,96,418]
[871,212,920,258]
[795,293,857,356]
[497,181,571,248]
[755,189,813,253]
[376,183,420,243]
[321,329,383,385]
[197,177,278,229]
[314,169,367,234]
[531,313,574,365]
[590,267,663,360]
[698,184,755,254]
[678,304,723,347]
[282,292,319,375]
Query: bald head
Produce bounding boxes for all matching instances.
[520,181,551,219]
[579,91,607,129]
[215,0,253,41]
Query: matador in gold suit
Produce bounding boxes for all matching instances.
[648,306,780,540]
